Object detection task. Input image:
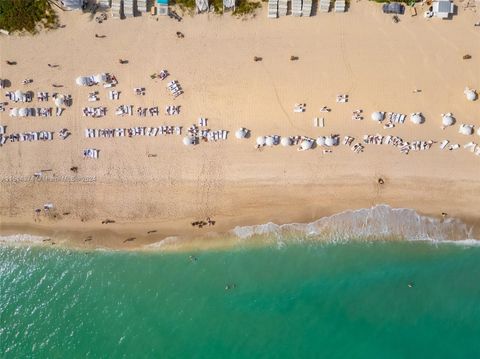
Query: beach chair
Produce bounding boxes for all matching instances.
[111,0,123,19]
[123,0,134,17]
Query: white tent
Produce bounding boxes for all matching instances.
[256,136,266,146]
[183,136,195,145]
[235,128,246,139]
[410,113,424,125]
[18,108,28,117]
[325,136,335,147]
[265,136,275,147]
[280,137,292,147]
[76,76,88,86]
[459,125,474,135]
[316,136,326,146]
[301,140,312,150]
[465,89,477,101]
[94,73,107,83]
[55,96,65,107]
[442,115,455,127]
[371,112,384,122]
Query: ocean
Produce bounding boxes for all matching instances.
[2,239,480,358]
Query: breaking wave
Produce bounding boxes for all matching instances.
[232,205,477,243]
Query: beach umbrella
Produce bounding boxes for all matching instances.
[459,125,474,135]
[301,140,312,150]
[18,108,28,117]
[10,107,19,117]
[54,96,64,107]
[76,76,87,86]
[235,128,246,139]
[14,90,24,101]
[371,111,384,122]
[182,136,195,146]
[94,73,107,83]
[442,115,455,127]
[256,136,266,146]
[265,136,275,147]
[410,113,424,125]
[325,136,335,147]
[280,137,292,147]
[465,89,477,101]
[316,136,326,146]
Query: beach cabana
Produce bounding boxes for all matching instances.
[61,0,83,10]
[223,0,235,11]
[235,128,247,139]
[183,136,195,146]
[442,114,455,127]
[94,73,107,84]
[196,0,209,13]
[76,76,88,86]
[265,136,275,147]
[10,108,19,117]
[465,89,477,101]
[410,113,424,125]
[432,0,454,18]
[371,112,384,122]
[157,0,169,15]
[281,137,292,147]
[256,136,266,146]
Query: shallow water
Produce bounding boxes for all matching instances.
[2,240,480,358]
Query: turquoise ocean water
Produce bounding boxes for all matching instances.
[2,240,480,358]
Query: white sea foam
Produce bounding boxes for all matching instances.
[0,234,46,245]
[232,205,477,243]
[144,236,180,249]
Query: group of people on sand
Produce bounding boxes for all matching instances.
[191,217,215,228]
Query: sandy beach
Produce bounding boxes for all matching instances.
[1,2,479,250]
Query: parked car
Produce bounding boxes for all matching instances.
[382,2,405,14]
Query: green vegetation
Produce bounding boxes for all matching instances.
[0,0,58,34]
[171,0,261,16]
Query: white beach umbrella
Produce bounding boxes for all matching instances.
[265,136,275,147]
[94,73,107,83]
[325,136,335,147]
[316,136,326,146]
[442,115,455,127]
[301,140,312,150]
[18,108,28,117]
[76,76,87,86]
[14,90,24,100]
[280,137,292,147]
[410,113,424,125]
[256,136,266,146]
[465,89,477,101]
[182,136,195,146]
[10,107,19,117]
[371,111,384,122]
[54,96,64,107]
[459,125,474,136]
[235,128,246,139]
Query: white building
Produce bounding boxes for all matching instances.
[432,0,454,18]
